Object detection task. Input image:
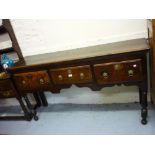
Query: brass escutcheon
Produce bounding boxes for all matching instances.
[22,80,26,84]
[80,72,85,79]
[114,64,121,70]
[67,69,72,74]
[58,75,63,80]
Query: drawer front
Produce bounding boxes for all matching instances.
[50,65,92,84]
[0,90,16,98]
[13,71,51,91]
[123,60,143,81]
[94,59,143,84]
[0,79,15,91]
[0,79,16,98]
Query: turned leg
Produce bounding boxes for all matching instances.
[139,85,148,125]
[139,87,142,105]
[33,92,42,108]
[23,95,33,110]
[16,97,33,121]
[38,91,48,107]
[23,95,38,121]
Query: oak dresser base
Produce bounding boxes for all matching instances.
[7,39,149,124]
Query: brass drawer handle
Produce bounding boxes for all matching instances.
[68,73,73,78]
[58,75,63,81]
[80,72,85,79]
[101,71,109,79]
[128,70,134,77]
[39,78,45,84]
[22,80,26,85]
[3,91,11,97]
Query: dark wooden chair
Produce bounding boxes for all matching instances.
[0,19,38,121]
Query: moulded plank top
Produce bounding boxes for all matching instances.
[10,38,150,69]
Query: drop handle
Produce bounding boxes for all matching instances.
[39,78,45,84]
[101,71,109,79]
[128,70,134,77]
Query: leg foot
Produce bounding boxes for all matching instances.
[33,109,39,121]
[141,108,148,125]
[34,115,39,121]
[25,113,33,121]
[141,119,147,125]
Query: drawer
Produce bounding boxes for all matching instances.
[123,60,143,81]
[0,79,15,91]
[50,65,92,84]
[0,79,16,98]
[13,71,51,91]
[0,90,16,98]
[94,59,143,84]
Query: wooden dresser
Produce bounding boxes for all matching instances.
[7,38,150,124]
